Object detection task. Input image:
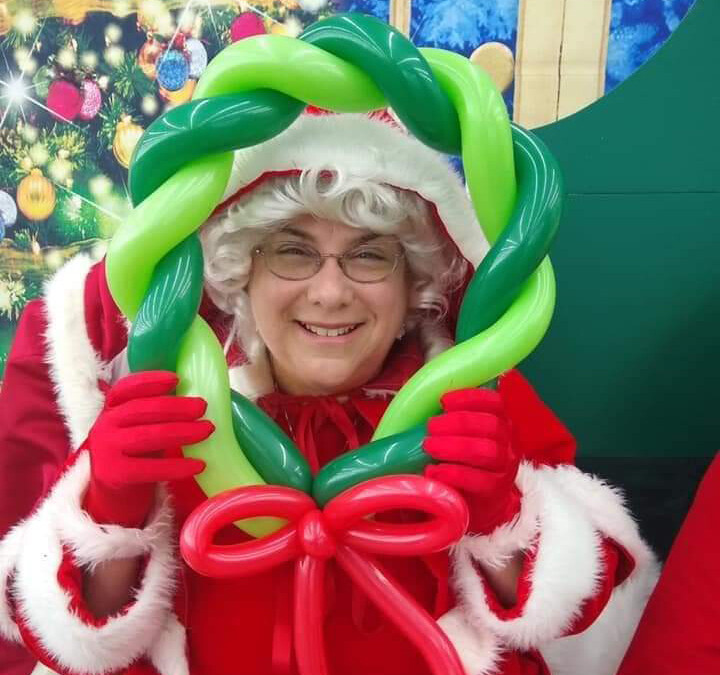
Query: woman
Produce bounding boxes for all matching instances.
[0,111,657,675]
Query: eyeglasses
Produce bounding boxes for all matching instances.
[254,240,404,283]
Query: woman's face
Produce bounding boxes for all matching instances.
[247,216,410,396]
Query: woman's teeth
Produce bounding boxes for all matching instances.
[300,322,358,337]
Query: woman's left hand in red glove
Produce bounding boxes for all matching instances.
[423,387,522,535]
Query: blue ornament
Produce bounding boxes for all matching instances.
[156,49,190,92]
[0,215,5,241]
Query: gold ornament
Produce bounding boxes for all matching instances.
[112,116,144,169]
[17,169,56,221]
[159,79,196,106]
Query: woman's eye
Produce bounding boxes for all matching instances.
[275,245,313,257]
[350,248,390,261]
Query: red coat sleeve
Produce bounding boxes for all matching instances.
[0,300,72,675]
[0,300,72,537]
[618,453,720,674]
[498,369,576,466]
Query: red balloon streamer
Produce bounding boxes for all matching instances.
[180,476,469,675]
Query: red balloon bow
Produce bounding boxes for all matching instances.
[180,476,469,675]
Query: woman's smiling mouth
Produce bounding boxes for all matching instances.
[297,321,362,337]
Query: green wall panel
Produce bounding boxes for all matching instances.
[521,0,719,465]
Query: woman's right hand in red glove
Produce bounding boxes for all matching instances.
[83,370,213,528]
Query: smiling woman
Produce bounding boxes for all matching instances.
[0,107,658,675]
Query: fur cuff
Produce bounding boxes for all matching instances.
[539,558,659,675]
[453,463,609,649]
[1,452,187,675]
[437,607,502,675]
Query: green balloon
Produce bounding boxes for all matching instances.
[374,260,556,439]
[421,48,515,244]
[175,317,279,537]
[456,125,564,342]
[300,13,461,153]
[127,235,204,373]
[193,34,385,110]
[230,391,312,493]
[313,424,430,506]
[130,92,305,207]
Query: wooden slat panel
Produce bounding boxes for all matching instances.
[557,0,612,119]
[513,0,566,128]
[389,0,411,36]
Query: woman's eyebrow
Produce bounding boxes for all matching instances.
[354,232,380,245]
[280,226,313,240]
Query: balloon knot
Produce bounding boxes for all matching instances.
[298,510,336,559]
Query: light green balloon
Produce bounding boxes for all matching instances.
[175,318,282,536]
[374,259,555,438]
[106,153,233,319]
[421,48,516,242]
[194,35,386,112]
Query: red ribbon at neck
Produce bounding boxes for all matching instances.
[180,476,469,675]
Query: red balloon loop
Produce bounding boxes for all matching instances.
[298,510,336,559]
[180,476,469,675]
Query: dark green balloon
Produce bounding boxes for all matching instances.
[230,391,312,493]
[456,125,564,342]
[300,13,461,154]
[129,91,305,206]
[127,235,204,373]
[313,423,430,506]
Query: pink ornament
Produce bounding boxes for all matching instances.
[78,79,102,121]
[230,12,266,42]
[46,79,82,122]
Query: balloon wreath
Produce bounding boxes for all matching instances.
[105,13,562,675]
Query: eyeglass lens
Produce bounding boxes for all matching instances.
[263,241,400,282]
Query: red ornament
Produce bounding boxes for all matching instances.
[171,33,187,51]
[230,12,266,42]
[46,79,82,122]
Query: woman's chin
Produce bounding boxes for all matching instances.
[281,360,370,396]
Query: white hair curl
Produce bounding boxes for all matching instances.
[200,169,469,367]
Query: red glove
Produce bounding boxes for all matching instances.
[82,371,213,528]
[423,387,521,535]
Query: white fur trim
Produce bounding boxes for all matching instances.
[221,114,489,267]
[149,613,190,675]
[547,465,657,572]
[453,462,606,649]
[44,254,110,448]
[0,524,25,643]
[539,558,659,675]
[5,452,187,675]
[437,607,502,675]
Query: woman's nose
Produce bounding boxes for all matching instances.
[305,257,354,307]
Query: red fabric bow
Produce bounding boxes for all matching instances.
[180,476,469,675]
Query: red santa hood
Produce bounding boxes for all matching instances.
[213,107,488,268]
